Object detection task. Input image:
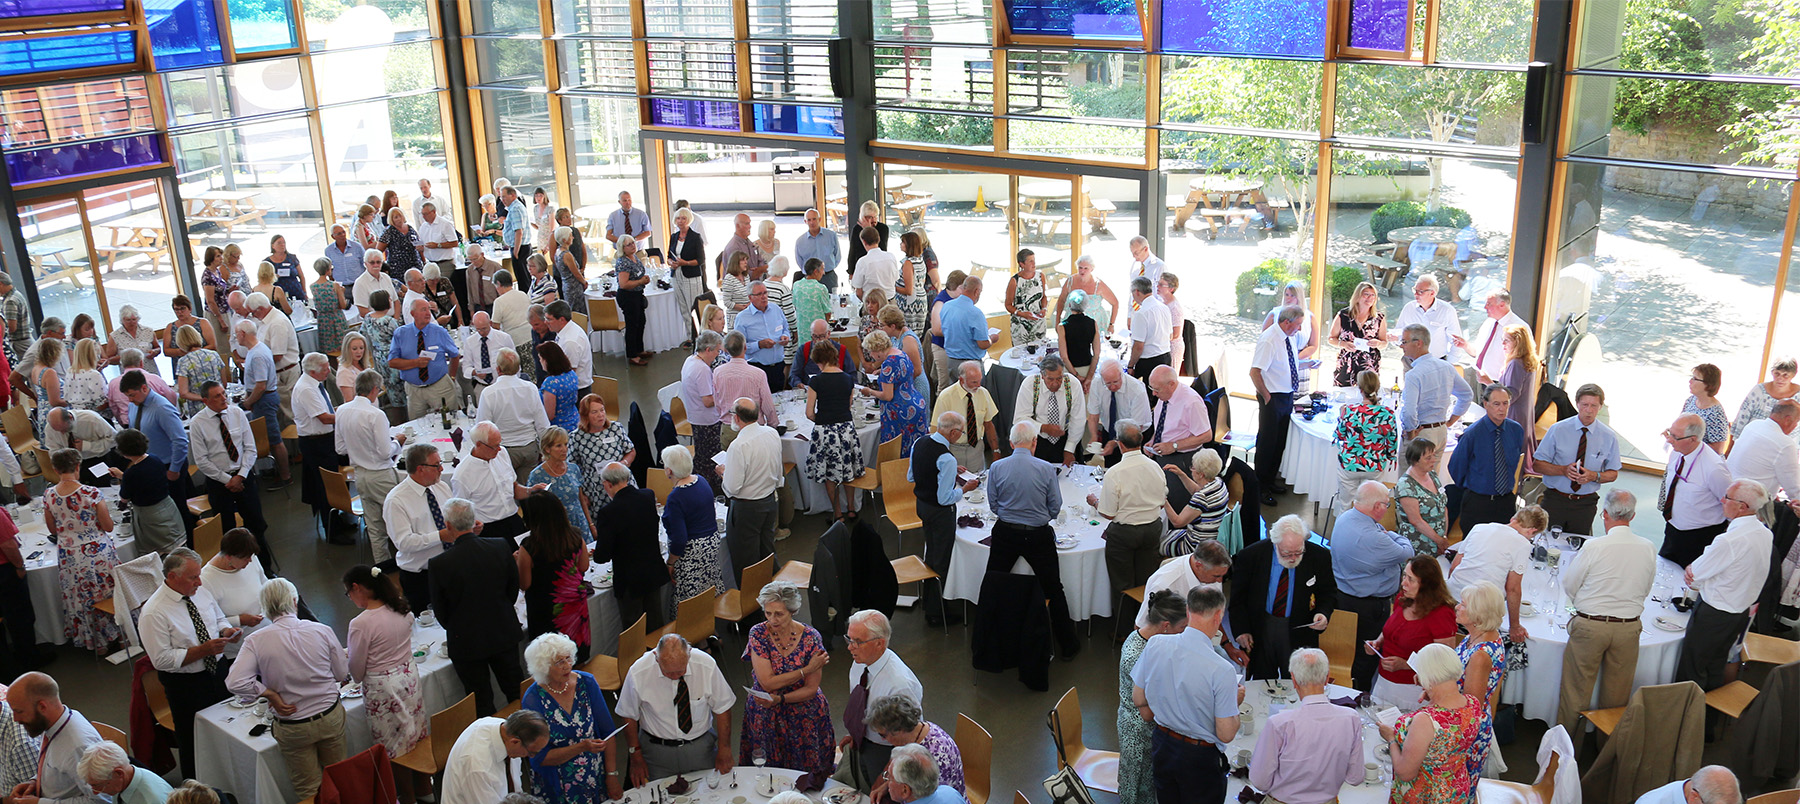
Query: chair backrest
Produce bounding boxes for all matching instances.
[1049,687,1087,764]
[1378,482,1399,529]
[92,721,128,751]
[986,313,1011,358]
[141,670,173,729]
[834,335,862,365]
[646,467,674,504]
[588,298,624,331]
[879,459,918,529]
[1747,790,1800,804]
[321,468,357,515]
[1201,387,1227,438]
[593,375,621,415]
[675,587,716,645]
[193,514,224,561]
[249,415,270,458]
[739,555,776,619]
[2,404,36,453]
[876,435,903,466]
[669,396,689,429]
[618,613,648,659]
[31,448,51,482]
[429,693,479,770]
[1014,793,1032,804]
[1320,609,1357,686]
[956,714,993,804]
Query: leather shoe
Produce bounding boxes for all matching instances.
[1259,493,1278,507]
[1060,641,1083,662]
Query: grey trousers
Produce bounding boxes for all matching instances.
[726,494,778,590]
[506,441,542,476]
[642,731,718,781]
[918,499,956,620]
[947,441,989,471]
[356,465,401,564]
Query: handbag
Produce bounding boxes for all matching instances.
[1043,708,1098,804]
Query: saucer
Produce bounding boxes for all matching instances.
[1055,537,1079,550]
[228,698,257,709]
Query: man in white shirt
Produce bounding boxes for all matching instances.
[850,227,899,300]
[1447,505,1548,642]
[1126,277,1170,382]
[1128,235,1165,286]
[721,398,782,588]
[384,443,456,610]
[5,673,105,804]
[441,710,549,804]
[1013,355,1085,466]
[1085,359,1152,468]
[1250,305,1307,502]
[1726,399,1800,511]
[617,634,737,782]
[248,291,301,428]
[459,312,514,405]
[412,178,451,228]
[1084,419,1166,638]
[1556,489,1658,737]
[42,406,118,481]
[1635,766,1740,804]
[190,380,273,570]
[336,369,407,564]
[292,353,351,544]
[491,269,533,350]
[140,547,241,780]
[1468,290,1527,383]
[416,198,460,277]
[475,348,550,475]
[451,421,540,541]
[352,249,398,316]
[842,610,924,790]
[1676,479,1773,691]
[1659,413,1733,567]
[401,269,433,324]
[1391,274,1466,363]
[1135,539,1231,629]
[547,300,593,398]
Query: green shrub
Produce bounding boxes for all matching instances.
[1368,201,1473,244]
[1234,258,1300,319]
[1329,264,1364,311]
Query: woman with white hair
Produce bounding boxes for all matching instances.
[738,581,834,777]
[764,254,800,366]
[615,234,653,365]
[848,200,888,276]
[1455,580,1506,777]
[1056,289,1101,386]
[669,208,708,340]
[521,632,621,803]
[867,693,963,794]
[106,304,160,364]
[478,193,506,241]
[661,444,725,602]
[1161,448,1228,555]
[753,219,781,264]
[1379,642,1488,803]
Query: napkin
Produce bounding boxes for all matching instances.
[794,773,825,792]
[978,535,992,547]
[667,776,691,794]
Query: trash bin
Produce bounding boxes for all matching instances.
[772,156,814,213]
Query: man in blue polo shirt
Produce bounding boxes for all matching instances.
[939,274,991,370]
[390,296,463,418]
[1130,586,1243,804]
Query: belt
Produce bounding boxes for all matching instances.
[1545,488,1598,500]
[1414,421,1448,430]
[644,732,704,747]
[278,699,340,725]
[1154,725,1214,747]
[1574,612,1639,624]
[1465,491,1515,499]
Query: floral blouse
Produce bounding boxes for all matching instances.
[1334,403,1398,473]
[1682,396,1729,446]
[176,349,226,417]
[1396,470,1448,556]
[1732,382,1797,438]
[570,423,633,507]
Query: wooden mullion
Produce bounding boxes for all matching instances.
[295,53,335,232]
[1756,179,1800,381]
[0,9,133,34]
[992,47,1008,153]
[1419,0,1438,64]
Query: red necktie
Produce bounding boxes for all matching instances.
[1662,455,1685,520]
[1272,567,1290,617]
[1477,322,1501,367]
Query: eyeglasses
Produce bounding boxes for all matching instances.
[1661,429,1697,442]
[845,635,881,647]
[1277,549,1305,561]
[421,461,444,469]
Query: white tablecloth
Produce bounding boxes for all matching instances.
[1279,409,1400,504]
[941,464,1114,620]
[771,389,882,515]
[588,285,685,356]
[629,767,849,804]
[18,490,136,644]
[1222,682,1392,803]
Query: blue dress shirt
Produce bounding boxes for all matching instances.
[1129,627,1239,743]
[391,321,462,386]
[607,207,653,241]
[1400,355,1472,432]
[1265,563,1294,617]
[907,433,962,506]
[131,392,189,468]
[1330,508,1414,598]
[733,303,789,366]
[794,229,841,274]
[1448,416,1526,495]
[986,448,1060,526]
[1534,417,1621,495]
[325,241,365,284]
[940,296,989,360]
[502,198,528,250]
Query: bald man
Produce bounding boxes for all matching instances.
[460,311,515,404]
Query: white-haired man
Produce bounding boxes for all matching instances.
[293,352,351,543]
[933,361,1001,470]
[986,419,1080,660]
[1469,290,1526,383]
[842,610,923,791]
[1391,274,1465,362]
[1727,398,1800,513]
[1248,648,1363,804]
[1146,365,1212,506]
[1330,481,1413,690]
[412,178,450,225]
[451,420,541,541]
[401,268,433,322]
[719,213,763,280]
[722,397,783,586]
[429,496,527,717]
[794,207,841,291]
[1658,412,1732,567]
[1014,355,1085,465]
[1250,304,1309,503]
[1087,418,1165,638]
[79,741,172,804]
[104,347,175,423]
[227,578,350,800]
[42,406,118,484]
[443,710,549,804]
[1556,488,1657,738]
[911,412,983,627]
[353,248,398,317]
[475,348,549,474]
[1635,766,1741,804]
[617,634,736,781]
[338,369,407,563]
[1128,235,1165,286]
[1228,515,1337,679]
[1677,479,1773,692]
[417,198,460,280]
[392,296,463,418]
[491,268,532,348]
[1086,359,1152,469]
[460,311,515,404]
[883,744,965,804]
[324,223,365,285]
[1398,323,1471,460]
[141,548,240,779]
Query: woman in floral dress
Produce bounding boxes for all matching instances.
[523,632,617,804]
[174,327,224,418]
[569,395,634,508]
[360,290,403,410]
[1005,258,1047,344]
[1732,357,1799,438]
[859,330,927,457]
[199,246,231,338]
[529,427,593,542]
[739,581,834,777]
[310,258,349,356]
[1454,581,1506,777]
[343,564,431,804]
[1383,644,1486,804]
[1330,281,1387,388]
[897,231,931,335]
[1118,591,1187,804]
[45,449,120,650]
[64,339,107,416]
[1396,438,1450,556]
[1683,363,1729,453]
[804,341,860,521]
[519,492,594,657]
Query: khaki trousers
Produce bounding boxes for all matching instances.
[277,365,301,427]
[356,465,401,564]
[404,373,463,419]
[1556,615,1641,738]
[506,441,542,476]
[1400,424,1447,472]
[273,703,348,799]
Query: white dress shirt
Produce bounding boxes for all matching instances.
[722,421,783,500]
[1100,450,1165,526]
[555,321,592,385]
[615,649,737,742]
[292,378,336,437]
[1013,375,1086,453]
[442,718,518,804]
[1250,323,1300,394]
[1689,515,1774,613]
[1661,445,1731,530]
[1446,523,1531,599]
[1130,297,1171,358]
[24,708,102,804]
[335,396,401,470]
[141,583,232,674]
[402,290,431,320]
[42,409,115,459]
[384,476,455,572]
[1086,374,1153,435]
[256,309,300,369]
[476,375,551,448]
[851,251,900,298]
[1561,525,1657,619]
[353,272,399,311]
[1132,254,1166,286]
[1727,418,1800,501]
[189,405,256,483]
[416,216,460,263]
[1136,558,1222,629]
[1468,310,1527,380]
[452,450,520,524]
[849,649,923,745]
[461,328,516,382]
[1395,300,1465,361]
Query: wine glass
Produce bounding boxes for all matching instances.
[707,770,722,791]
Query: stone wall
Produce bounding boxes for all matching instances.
[1604,122,1790,219]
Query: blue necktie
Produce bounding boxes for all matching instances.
[1285,338,1298,393]
[321,382,334,414]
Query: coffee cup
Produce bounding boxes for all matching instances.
[1365,762,1381,784]
[252,699,270,719]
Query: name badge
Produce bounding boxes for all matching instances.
[1305,576,1316,587]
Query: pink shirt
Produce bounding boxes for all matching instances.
[1151,383,1211,445]
[712,358,776,426]
[226,614,350,720]
[107,368,177,422]
[348,604,416,680]
[1247,694,1364,804]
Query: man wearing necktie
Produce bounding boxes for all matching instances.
[392,297,464,419]
[188,381,275,571]
[293,352,352,544]
[1448,385,1526,535]
[1657,413,1732,566]
[429,497,527,717]
[1013,356,1085,466]
[460,311,514,406]
[1533,384,1621,536]
[1470,291,1527,384]
[1250,306,1307,506]
[617,634,738,783]
[930,361,1001,470]
[383,443,459,614]
[441,710,550,804]
[1227,515,1338,680]
[140,548,242,779]
[838,611,923,792]
[1084,360,1151,469]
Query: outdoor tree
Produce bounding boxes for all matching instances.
[1723,0,1800,170]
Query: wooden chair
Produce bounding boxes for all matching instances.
[891,555,943,631]
[1476,752,1559,804]
[1748,791,1800,804]
[670,396,692,438]
[1014,793,1033,804]
[250,416,270,459]
[1705,680,1759,720]
[773,561,812,587]
[716,555,774,635]
[845,435,903,499]
[1050,687,1118,793]
[593,375,621,417]
[1578,705,1624,736]
[142,670,175,732]
[588,297,626,333]
[1320,609,1358,686]
[1743,632,1800,666]
[571,311,590,333]
[986,313,1011,359]
[193,515,224,561]
[498,677,531,717]
[321,468,364,541]
[393,693,477,780]
[1,404,39,456]
[955,714,992,804]
[880,459,920,552]
[652,586,716,648]
[582,614,647,693]
[93,721,128,751]
[646,467,674,504]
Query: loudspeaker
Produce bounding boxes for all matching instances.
[1522,61,1552,146]
[828,37,852,99]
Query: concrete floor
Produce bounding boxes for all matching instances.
[16,344,1786,799]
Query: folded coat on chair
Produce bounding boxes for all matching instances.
[319,744,399,804]
[1729,659,1800,784]
[1580,681,1705,804]
[971,571,1052,691]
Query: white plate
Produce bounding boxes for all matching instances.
[1653,616,1685,632]
[227,698,257,709]
[1055,537,1079,550]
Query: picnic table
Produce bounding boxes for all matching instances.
[27,243,84,288]
[1387,225,1467,299]
[1169,176,1266,238]
[91,213,171,274]
[184,189,269,235]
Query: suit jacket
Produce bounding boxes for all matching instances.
[1729,658,1800,782]
[971,571,1051,691]
[1582,681,1704,804]
[428,534,523,658]
[669,230,707,281]
[809,521,851,649]
[599,486,669,598]
[1228,538,1338,645]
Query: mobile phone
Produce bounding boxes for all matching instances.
[248,723,269,737]
[26,550,42,560]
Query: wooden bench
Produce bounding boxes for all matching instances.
[1018,211,1064,240]
[1359,254,1407,293]
[825,201,849,231]
[95,244,170,273]
[1196,207,1253,240]
[893,195,934,227]
[1086,197,1116,232]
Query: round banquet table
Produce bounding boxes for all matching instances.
[625,767,849,804]
[770,389,883,515]
[1278,399,1400,505]
[942,463,1115,620]
[18,490,137,644]
[588,282,686,356]
[1219,681,1393,804]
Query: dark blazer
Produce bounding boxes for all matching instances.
[1228,537,1337,658]
[668,229,707,281]
[599,485,669,598]
[428,533,523,658]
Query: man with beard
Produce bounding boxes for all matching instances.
[5,672,105,804]
[1228,516,1338,679]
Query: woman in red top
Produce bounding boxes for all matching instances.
[1367,555,1459,709]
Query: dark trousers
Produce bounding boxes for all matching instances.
[298,434,341,515]
[205,475,272,570]
[1541,489,1600,536]
[481,514,527,543]
[170,471,200,536]
[1459,490,1517,535]
[451,266,472,319]
[1676,596,1750,692]
[1155,450,1199,512]
[398,567,431,612]
[1249,613,1319,680]
[1340,593,1392,691]
[1132,353,1170,383]
[1661,521,1729,568]
[513,243,533,270]
[1150,729,1227,804]
[0,567,38,673]
[160,664,232,779]
[1032,434,1068,464]
[986,521,1078,652]
[856,740,895,794]
[726,494,778,589]
[617,584,669,637]
[1254,391,1294,488]
[754,361,788,393]
[621,289,648,356]
[449,646,525,718]
[1096,428,1124,468]
[1105,520,1163,638]
[918,498,956,622]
